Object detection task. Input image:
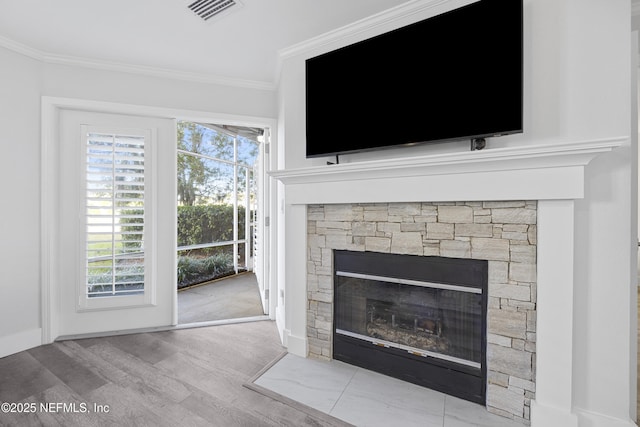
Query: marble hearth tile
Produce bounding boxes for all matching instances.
[253,352,526,427]
[444,395,521,427]
[330,368,445,427]
[253,353,357,413]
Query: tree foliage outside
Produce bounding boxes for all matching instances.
[177,121,258,207]
[175,121,259,288]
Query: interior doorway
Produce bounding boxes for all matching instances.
[175,121,267,324]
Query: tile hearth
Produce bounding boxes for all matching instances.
[254,353,521,427]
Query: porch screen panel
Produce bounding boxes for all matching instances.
[85,132,146,297]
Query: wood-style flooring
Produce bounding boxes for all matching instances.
[0,321,345,427]
[2,300,639,426]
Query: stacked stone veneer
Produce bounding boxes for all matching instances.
[306,201,537,424]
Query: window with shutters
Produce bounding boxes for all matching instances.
[84,131,151,300]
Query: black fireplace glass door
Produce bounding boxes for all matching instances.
[335,274,483,366]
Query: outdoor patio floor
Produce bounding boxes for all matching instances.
[178,272,265,324]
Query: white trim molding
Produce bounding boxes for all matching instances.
[0,35,275,91]
[0,328,42,359]
[271,138,624,184]
[270,138,625,204]
[278,0,469,60]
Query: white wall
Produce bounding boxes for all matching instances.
[276,0,636,425]
[0,44,277,356]
[568,0,634,425]
[0,47,43,355]
[42,63,276,118]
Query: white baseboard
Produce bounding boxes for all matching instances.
[0,328,42,358]
[530,401,579,427]
[283,330,307,357]
[575,408,637,427]
[531,401,638,427]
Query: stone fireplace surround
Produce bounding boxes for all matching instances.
[307,201,537,423]
[270,138,625,427]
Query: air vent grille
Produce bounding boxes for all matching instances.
[188,0,237,21]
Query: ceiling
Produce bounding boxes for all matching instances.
[0,0,408,87]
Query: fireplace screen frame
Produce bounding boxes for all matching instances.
[333,250,488,405]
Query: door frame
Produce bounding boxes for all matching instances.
[41,96,277,344]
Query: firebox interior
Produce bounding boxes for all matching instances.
[333,250,488,404]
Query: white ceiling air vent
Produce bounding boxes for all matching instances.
[188,0,241,22]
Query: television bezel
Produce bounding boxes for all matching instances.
[304,0,523,159]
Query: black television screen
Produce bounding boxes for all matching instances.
[305,0,523,158]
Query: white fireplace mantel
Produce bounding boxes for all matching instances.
[270,137,627,427]
[270,138,625,205]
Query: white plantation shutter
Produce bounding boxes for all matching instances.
[54,111,171,336]
[85,132,147,297]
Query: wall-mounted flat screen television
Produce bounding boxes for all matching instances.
[305,0,523,158]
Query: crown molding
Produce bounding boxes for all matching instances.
[42,52,276,91]
[0,34,275,91]
[0,35,44,61]
[277,0,462,61]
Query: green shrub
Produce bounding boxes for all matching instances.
[119,208,144,249]
[177,252,235,289]
[121,204,249,249]
[87,264,145,295]
[122,203,250,289]
[177,204,247,247]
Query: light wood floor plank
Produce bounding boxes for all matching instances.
[178,386,275,427]
[84,341,192,403]
[86,383,173,427]
[28,344,107,397]
[104,332,181,365]
[0,352,61,403]
[0,320,343,426]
